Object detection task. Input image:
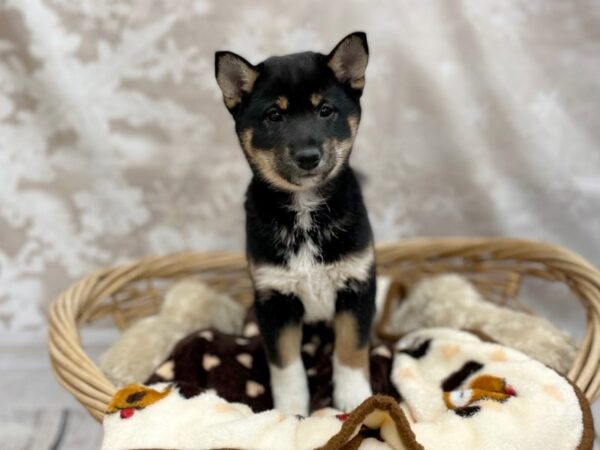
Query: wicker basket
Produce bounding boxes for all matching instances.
[48,237,600,422]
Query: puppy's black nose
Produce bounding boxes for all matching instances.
[293,147,322,170]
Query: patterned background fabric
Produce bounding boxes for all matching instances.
[1,0,599,444]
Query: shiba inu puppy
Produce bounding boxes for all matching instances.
[215,32,375,416]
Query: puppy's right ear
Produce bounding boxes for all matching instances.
[215,51,258,111]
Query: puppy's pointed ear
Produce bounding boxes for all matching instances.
[327,32,369,90]
[215,51,258,110]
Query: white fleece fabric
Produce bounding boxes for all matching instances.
[103,387,343,450]
[101,328,592,450]
[393,328,590,450]
[99,279,246,386]
[388,274,578,373]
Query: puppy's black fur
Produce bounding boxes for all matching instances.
[215,32,375,414]
[247,169,376,363]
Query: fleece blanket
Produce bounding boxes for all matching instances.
[145,316,400,412]
[102,327,593,450]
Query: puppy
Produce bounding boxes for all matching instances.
[215,32,375,416]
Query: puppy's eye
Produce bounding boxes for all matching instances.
[319,104,334,118]
[266,108,283,122]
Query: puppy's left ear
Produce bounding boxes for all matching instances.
[215,51,259,110]
[327,32,369,90]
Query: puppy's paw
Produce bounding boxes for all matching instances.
[333,358,372,412]
[269,360,310,416]
[333,377,372,412]
[275,388,310,417]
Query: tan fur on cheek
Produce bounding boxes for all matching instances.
[239,129,303,192]
[255,154,303,192]
[310,93,322,107]
[277,325,302,367]
[239,128,255,157]
[347,115,359,137]
[276,96,288,110]
[335,115,358,164]
[333,138,353,158]
[334,312,370,376]
[323,136,353,182]
[325,116,359,180]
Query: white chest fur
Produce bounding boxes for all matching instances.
[251,244,373,322]
[250,192,373,322]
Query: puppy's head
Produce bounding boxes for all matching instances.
[215,32,368,191]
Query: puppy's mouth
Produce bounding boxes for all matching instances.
[288,159,335,186]
[253,141,349,192]
[297,167,323,178]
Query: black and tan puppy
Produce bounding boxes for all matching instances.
[215,32,375,416]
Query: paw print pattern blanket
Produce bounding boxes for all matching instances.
[102,327,594,450]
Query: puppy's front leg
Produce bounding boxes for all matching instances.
[255,290,309,416]
[333,279,376,411]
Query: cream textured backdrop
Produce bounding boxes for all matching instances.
[1,0,599,445]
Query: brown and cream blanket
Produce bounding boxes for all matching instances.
[101,323,593,449]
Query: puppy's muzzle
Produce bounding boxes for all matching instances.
[292,147,322,171]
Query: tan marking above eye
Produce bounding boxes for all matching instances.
[310,93,322,107]
[276,96,288,110]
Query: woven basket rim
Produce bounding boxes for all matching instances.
[48,237,600,422]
